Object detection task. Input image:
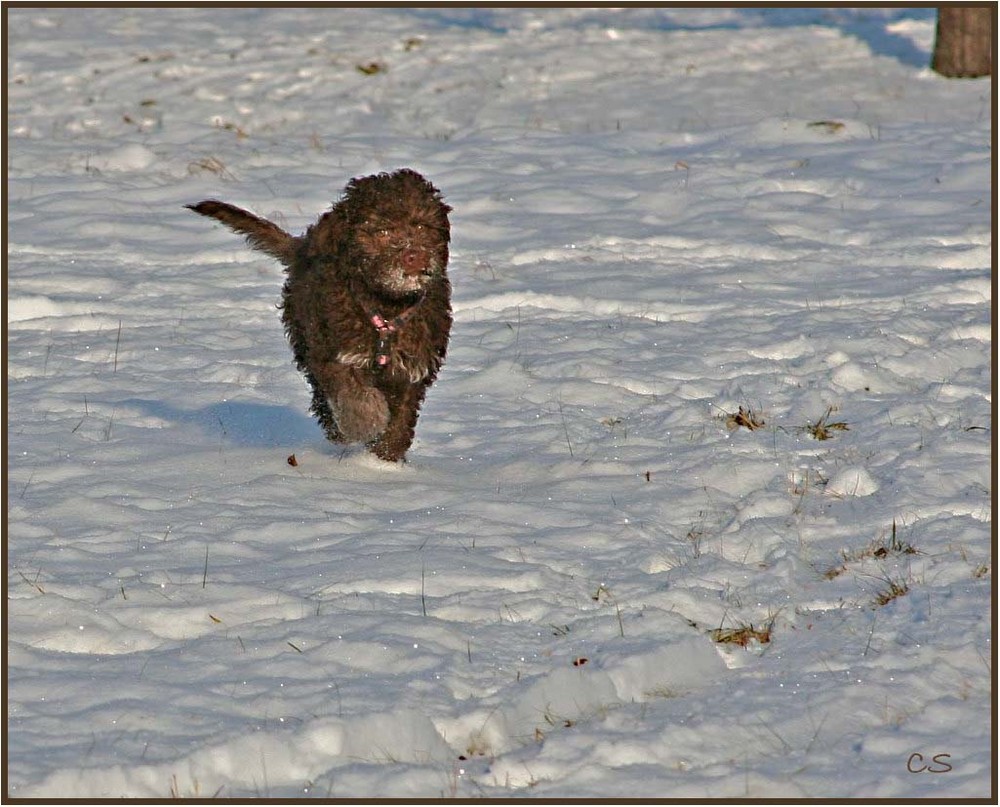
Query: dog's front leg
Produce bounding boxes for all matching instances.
[370,380,430,462]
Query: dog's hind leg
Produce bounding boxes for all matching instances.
[306,364,390,445]
[305,370,343,443]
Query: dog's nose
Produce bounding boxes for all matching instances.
[400,248,429,276]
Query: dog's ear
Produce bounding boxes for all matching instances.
[302,207,351,258]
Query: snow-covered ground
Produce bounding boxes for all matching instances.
[6,6,993,800]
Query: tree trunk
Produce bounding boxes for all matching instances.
[931,6,993,78]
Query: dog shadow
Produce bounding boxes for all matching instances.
[125,398,318,448]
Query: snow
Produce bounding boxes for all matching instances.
[5,5,993,801]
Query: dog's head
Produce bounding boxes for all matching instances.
[337,169,451,299]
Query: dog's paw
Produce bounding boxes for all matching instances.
[371,440,407,463]
[331,386,389,443]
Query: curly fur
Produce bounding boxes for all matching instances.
[187,169,452,462]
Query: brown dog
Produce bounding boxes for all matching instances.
[187,169,451,462]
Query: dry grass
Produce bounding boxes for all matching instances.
[723,405,766,431]
[824,520,918,579]
[710,619,773,648]
[222,121,248,139]
[356,61,386,75]
[187,156,236,180]
[591,585,626,637]
[789,469,827,494]
[820,522,917,609]
[807,120,846,134]
[871,575,910,608]
[822,563,847,581]
[806,406,849,440]
[16,568,45,594]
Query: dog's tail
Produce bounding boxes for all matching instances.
[187,200,297,266]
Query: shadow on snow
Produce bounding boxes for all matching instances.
[125,398,319,449]
[396,7,935,68]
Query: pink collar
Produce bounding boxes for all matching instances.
[370,296,424,370]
